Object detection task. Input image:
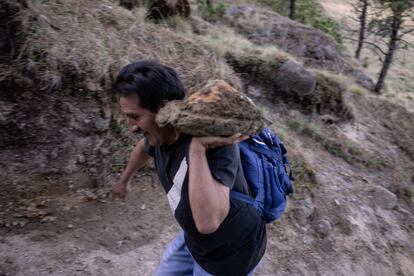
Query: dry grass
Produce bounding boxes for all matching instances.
[308,70,354,118]
[198,26,255,58]
[286,115,392,169]
[354,95,414,160]
[11,0,240,92]
[162,15,194,35]
[195,23,294,63]
[279,129,319,197]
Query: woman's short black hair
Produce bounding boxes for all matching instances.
[114,60,185,112]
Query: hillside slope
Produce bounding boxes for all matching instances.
[0,1,413,275]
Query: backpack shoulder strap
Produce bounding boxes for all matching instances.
[230,190,255,205]
[248,143,282,163]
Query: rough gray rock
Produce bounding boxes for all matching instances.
[247,85,262,98]
[291,198,315,226]
[226,52,351,119]
[371,186,398,210]
[348,68,374,91]
[320,114,339,124]
[94,117,111,132]
[315,219,332,238]
[274,60,317,97]
[156,80,264,136]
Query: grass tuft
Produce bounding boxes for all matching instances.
[162,15,194,34]
[267,123,318,197]
[349,85,367,96]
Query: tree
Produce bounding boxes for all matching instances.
[289,0,296,20]
[353,0,370,59]
[206,0,212,8]
[368,0,414,93]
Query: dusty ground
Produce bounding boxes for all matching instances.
[0,171,179,276]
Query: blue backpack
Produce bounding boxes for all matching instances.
[231,128,294,223]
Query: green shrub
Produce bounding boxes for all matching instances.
[363,57,369,68]
[197,0,226,22]
[404,187,413,199]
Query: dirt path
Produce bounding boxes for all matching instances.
[0,174,180,276]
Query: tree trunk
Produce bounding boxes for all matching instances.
[355,0,369,59]
[206,0,212,8]
[289,0,296,20]
[374,15,401,93]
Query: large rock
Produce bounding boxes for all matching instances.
[371,186,398,210]
[291,197,315,226]
[348,68,374,91]
[274,60,317,97]
[314,219,332,238]
[156,80,264,136]
[226,50,351,118]
[224,51,288,92]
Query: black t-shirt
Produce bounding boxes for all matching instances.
[144,134,266,275]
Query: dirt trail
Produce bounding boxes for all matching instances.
[0,173,180,276]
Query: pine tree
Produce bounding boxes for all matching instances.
[368,0,414,93]
[353,0,370,59]
[289,0,296,20]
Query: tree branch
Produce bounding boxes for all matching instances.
[348,16,360,23]
[343,35,388,56]
[368,46,385,63]
[399,28,414,37]
[371,35,388,45]
[400,38,414,48]
[364,41,388,56]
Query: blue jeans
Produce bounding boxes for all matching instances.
[153,231,255,276]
